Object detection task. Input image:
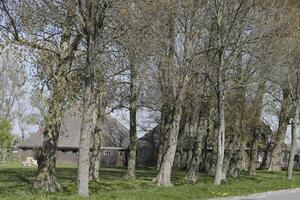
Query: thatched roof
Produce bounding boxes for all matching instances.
[138,126,160,150]
[19,109,129,150]
[138,119,275,151]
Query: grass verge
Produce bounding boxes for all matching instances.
[0,162,299,200]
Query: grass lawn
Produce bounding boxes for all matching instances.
[0,162,299,200]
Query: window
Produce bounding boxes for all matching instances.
[294,155,299,162]
[104,151,111,156]
[119,152,123,156]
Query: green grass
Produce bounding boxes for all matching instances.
[0,162,299,200]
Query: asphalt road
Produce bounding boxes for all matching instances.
[214,188,300,200]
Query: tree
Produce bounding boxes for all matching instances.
[115,0,154,180]
[204,0,264,184]
[185,78,209,183]
[76,1,108,197]
[153,0,203,186]
[1,0,82,191]
[264,0,300,173]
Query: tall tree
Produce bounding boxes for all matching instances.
[76,0,108,197]
[0,0,82,191]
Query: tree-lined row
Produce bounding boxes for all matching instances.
[0,0,299,197]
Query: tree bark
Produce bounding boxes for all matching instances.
[34,10,81,192]
[154,68,190,186]
[154,104,182,187]
[177,111,188,170]
[287,100,299,180]
[247,82,265,176]
[186,116,206,183]
[156,12,176,171]
[34,89,62,192]
[229,140,246,178]
[89,118,101,182]
[77,32,97,196]
[125,56,137,180]
[228,110,246,178]
[214,48,225,185]
[214,0,226,183]
[77,2,107,196]
[200,127,209,172]
[88,19,106,181]
[269,89,289,171]
[208,111,218,175]
[89,87,105,182]
[248,129,260,176]
[214,99,225,185]
[261,150,270,169]
[222,133,238,180]
[157,104,173,170]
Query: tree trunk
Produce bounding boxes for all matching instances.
[177,112,188,169]
[248,130,260,176]
[157,98,171,170]
[89,22,106,182]
[89,92,104,182]
[33,12,81,191]
[287,101,299,180]
[214,100,225,185]
[89,119,101,182]
[125,57,137,180]
[157,103,174,168]
[77,32,97,197]
[208,108,218,175]
[228,116,245,178]
[154,105,182,187]
[247,81,265,176]
[34,83,63,192]
[200,128,209,172]
[269,89,289,172]
[157,134,164,170]
[208,125,218,176]
[230,140,246,178]
[77,3,107,196]
[154,70,190,186]
[214,49,225,185]
[222,133,238,180]
[156,12,176,171]
[186,116,206,183]
[157,111,165,170]
[89,73,105,181]
[78,100,96,197]
[34,126,61,192]
[261,149,271,169]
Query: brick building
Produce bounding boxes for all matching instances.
[18,109,129,168]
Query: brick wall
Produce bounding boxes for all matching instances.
[18,148,127,168]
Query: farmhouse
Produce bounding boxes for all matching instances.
[18,109,129,168]
[18,110,299,170]
[136,122,300,170]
